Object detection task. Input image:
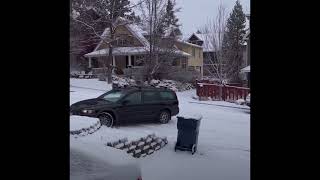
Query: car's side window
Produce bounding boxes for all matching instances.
[123,92,142,105]
[159,91,176,100]
[143,91,160,103]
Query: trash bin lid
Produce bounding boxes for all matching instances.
[177,113,202,121]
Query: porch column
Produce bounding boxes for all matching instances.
[112,56,116,66]
[88,57,92,68]
[128,55,132,66]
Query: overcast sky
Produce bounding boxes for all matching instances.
[132,0,250,37]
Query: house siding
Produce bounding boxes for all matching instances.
[175,41,203,77]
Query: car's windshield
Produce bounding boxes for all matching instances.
[99,90,126,102]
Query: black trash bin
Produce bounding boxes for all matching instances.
[175,114,202,155]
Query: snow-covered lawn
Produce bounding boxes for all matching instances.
[70,116,99,131]
[70,79,250,180]
[70,78,111,91]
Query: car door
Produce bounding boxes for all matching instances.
[142,91,163,121]
[117,91,146,123]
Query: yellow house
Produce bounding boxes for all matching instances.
[175,40,203,77]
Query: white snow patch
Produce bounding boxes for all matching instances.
[70,79,250,180]
[70,116,99,132]
[235,99,246,105]
[177,113,203,121]
[70,138,141,180]
[70,78,112,91]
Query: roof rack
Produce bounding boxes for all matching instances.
[115,85,171,91]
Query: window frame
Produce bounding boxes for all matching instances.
[142,91,160,103]
[121,91,142,105]
[159,91,176,101]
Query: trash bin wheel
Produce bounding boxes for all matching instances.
[191,144,196,155]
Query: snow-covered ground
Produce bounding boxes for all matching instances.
[70,78,250,180]
[70,116,99,131]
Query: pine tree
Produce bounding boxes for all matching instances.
[222,0,246,83]
[163,0,181,37]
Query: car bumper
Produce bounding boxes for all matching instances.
[172,107,179,116]
[70,110,97,117]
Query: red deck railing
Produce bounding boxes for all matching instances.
[196,80,250,102]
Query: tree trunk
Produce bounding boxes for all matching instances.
[106,25,114,85]
[219,85,223,101]
[107,46,113,84]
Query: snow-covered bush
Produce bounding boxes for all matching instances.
[110,75,194,92]
[235,99,246,105]
[112,75,137,88]
[148,79,194,92]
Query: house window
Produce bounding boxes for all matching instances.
[91,58,99,68]
[172,58,180,66]
[192,48,195,57]
[181,58,187,69]
[117,39,128,46]
[188,66,195,71]
[134,55,144,66]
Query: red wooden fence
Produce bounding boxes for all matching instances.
[196,81,250,102]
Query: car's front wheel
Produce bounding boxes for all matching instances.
[159,110,171,124]
[98,112,114,127]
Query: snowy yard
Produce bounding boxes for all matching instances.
[70,78,250,180]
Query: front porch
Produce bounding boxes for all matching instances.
[88,55,145,72]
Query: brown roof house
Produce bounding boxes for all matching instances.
[84,17,203,82]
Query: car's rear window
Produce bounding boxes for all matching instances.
[159,91,176,100]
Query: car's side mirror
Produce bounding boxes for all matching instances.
[121,100,130,106]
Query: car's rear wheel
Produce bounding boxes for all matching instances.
[159,110,171,124]
[98,112,114,127]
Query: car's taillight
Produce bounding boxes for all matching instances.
[137,176,142,180]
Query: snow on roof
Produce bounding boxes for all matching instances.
[86,47,149,57]
[85,46,191,57]
[160,49,191,56]
[241,65,250,73]
[93,28,110,51]
[126,23,150,47]
[89,17,191,58]
[193,33,220,52]
[176,39,203,49]
[94,17,150,51]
